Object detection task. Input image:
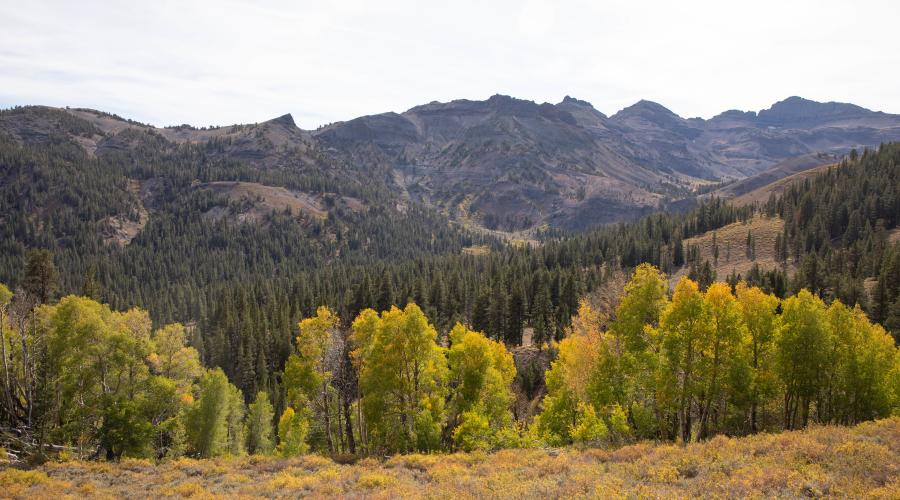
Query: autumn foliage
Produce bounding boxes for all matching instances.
[0,263,897,468]
[536,264,900,446]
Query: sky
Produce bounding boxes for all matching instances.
[1,0,898,129]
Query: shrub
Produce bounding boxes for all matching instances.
[356,472,396,489]
[0,469,51,487]
[277,407,310,457]
[453,410,491,451]
[570,403,609,445]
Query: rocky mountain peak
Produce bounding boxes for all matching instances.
[612,99,680,120]
[555,96,608,127]
[483,94,544,115]
[27,93,897,234]
[558,96,595,108]
[266,113,297,129]
[757,96,874,127]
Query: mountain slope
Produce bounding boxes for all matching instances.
[712,152,838,201]
[317,95,900,231]
[0,106,489,320]
[316,95,671,231]
[3,94,900,241]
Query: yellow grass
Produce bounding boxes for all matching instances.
[671,215,793,286]
[462,245,491,256]
[203,181,329,220]
[2,418,897,498]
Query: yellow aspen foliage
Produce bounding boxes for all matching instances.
[351,303,448,453]
[447,323,516,450]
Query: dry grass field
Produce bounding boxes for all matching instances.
[670,215,792,286]
[1,418,897,499]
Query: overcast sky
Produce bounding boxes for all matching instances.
[1,0,897,129]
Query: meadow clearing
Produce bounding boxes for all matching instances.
[1,417,897,499]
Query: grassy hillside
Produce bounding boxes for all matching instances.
[730,163,837,206]
[713,152,836,202]
[671,215,792,285]
[2,418,898,498]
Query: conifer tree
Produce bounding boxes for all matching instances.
[22,248,57,304]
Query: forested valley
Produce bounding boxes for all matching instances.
[0,104,899,463]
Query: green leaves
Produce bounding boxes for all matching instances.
[776,290,829,428]
[27,295,204,458]
[246,391,275,455]
[538,264,900,445]
[447,323,516,450]
[611,263,668,353]
[184,368,246,458]
[99,396,154,459]
[352,304,448,453]
[277,406,310,457]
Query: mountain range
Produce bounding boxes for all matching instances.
[316,95,900,230]
[3,95,900,236]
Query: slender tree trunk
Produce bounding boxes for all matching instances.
[336,403,345,453]
[357,397,366,455]
[699,337,722,440]
[682,406,692,443]
[750,337,759,433]
[0,308,15,425]
[23,312,34,427]
[680,341,694,443]
[785,392,791,429]
[698,392,710,441]
[784,391,793,429]
[801,396,810,428]
[323,385,334,454]
[399,390,409,451]
[343,395,356,454]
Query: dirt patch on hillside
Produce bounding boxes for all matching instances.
[198,182,367,224]
[888,228,900,244]
[201,181,327,221]
[102,179,149,247]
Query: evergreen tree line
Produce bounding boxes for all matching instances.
[0,107,496,321]
[763,145,900,335]
[3,106,900,425]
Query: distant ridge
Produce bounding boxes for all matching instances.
[5,94,900,232]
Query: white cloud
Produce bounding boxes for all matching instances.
[1,0,897,128]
